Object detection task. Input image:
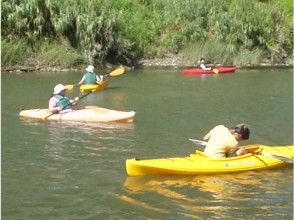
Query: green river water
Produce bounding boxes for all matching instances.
[2,68,293,219]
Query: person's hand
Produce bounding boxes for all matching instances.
[74,97,79,102]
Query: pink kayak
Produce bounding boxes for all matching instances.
[183,66,236,75]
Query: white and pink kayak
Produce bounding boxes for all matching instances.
[19,106,136,123]
[183,66,236,75]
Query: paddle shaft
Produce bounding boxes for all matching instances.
[43,91,92,120]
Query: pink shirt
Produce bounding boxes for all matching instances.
[48,96,73,113]
[49,96,59,110]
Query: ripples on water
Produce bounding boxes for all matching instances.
[119,169,293,219]
[3,69,293,219]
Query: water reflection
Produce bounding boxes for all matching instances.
[121,169,293,218]
[20,118,134,133]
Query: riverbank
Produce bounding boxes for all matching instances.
[2,53,293,73]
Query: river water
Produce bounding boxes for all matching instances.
[2,67,293,219]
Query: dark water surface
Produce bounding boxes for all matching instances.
[2,68,293,219]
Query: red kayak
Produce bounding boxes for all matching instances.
[183,66,236,75]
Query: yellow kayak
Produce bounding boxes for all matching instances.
[126,145,293,176]
[80,80,109,93]
[19,105,135,123]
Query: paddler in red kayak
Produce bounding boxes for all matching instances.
[203,123,250,158]
[197,57,212,71]
[49,84,79,114]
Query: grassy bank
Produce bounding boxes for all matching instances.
[1,0,293,70]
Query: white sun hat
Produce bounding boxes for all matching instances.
[53,84,66,94]
[86,65,94,72]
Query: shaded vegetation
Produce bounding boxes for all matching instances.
[1,0,293,68]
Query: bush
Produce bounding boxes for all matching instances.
[1,39,30,66]
[181,40,236,65]
[233,49,263,66]
[37,40,85,67]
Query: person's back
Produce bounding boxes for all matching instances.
[204,125,238,158]
[83,71,97,84]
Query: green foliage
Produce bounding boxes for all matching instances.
[181,40,236,65]
[37,40,85,67]
[1,0,293,67]
[1,39,30,66]
[233,49,263,66]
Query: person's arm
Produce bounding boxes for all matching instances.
[78,75,86,85]
[49,97,61,113]
[96,75,104,84]
[69,97,79,106]
[203,131,211,141]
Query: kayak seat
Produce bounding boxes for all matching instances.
[244,144,263,154]
[191,145,263,159]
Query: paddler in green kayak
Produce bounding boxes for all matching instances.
[78,65,104,85]
[49,84,79,114]
[203,123,250,158]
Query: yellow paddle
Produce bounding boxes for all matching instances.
[105,66,125,77]
[212,68,219,74]
[65,66,125,90]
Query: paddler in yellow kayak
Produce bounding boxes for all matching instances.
[78,65,104,85]
[203,123,250,158]
[49,84,79,114]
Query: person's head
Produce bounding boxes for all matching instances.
[86,65,94,72]
[232,123,250,141]
[199,58,205,63]
[53,84,66,96]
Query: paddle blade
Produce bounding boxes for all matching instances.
[189,139,207,146]
[65,85,74,90]
[263,153,293,163]
[110,66,125,76]
[212,69,219,74]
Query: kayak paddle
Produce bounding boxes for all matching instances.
[42,91,92,120]
[65,66,125,90]
[104,66,125,77]
[212,69,219,74]
[188,139,207,146]
[189,139,293,163]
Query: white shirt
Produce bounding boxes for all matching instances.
[199,63,211,71]
[204,125,238,158]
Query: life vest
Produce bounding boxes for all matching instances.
[54,95,71,110]
[84,72,97,84]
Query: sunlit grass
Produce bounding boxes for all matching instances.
[1,39,30,66]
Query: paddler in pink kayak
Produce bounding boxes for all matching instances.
[49,84,79,114]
